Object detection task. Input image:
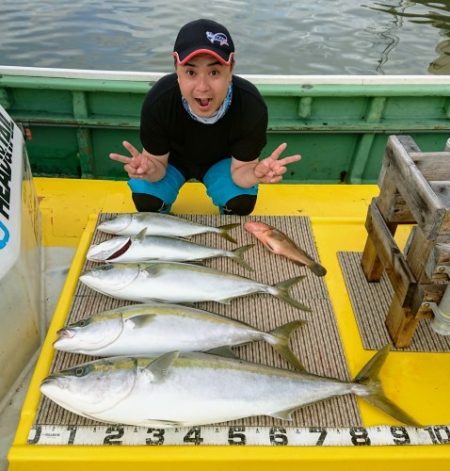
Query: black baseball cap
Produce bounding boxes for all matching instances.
[173,19,235,65]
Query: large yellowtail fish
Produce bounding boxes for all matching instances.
[244,221,327,277]
[98,212,239,243]
[79,262,311,312]
[87,230,254,270]
[54,302,305,370]
[40,346,420,428]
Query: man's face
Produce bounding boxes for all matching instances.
[176,54,233,117]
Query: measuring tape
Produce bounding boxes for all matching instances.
[28,424,450,446]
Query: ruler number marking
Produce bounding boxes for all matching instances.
[425,426,450,444]
[183,427,204,445]
[103,426,124,445]
[350,427,371,446]
[228,427,246,445]
[269,427,288,446]
[145,428,165,445]
[67,425,77,445]
[309,427,327,446]
[390,426,410,445]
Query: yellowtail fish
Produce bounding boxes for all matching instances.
[244,221,327,277]
[54,302,305,370]
[98,212,239,243]
[40,346,420,428]
[87,230,254,270]
[79,262,311,311]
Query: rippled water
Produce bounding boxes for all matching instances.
[1,0,449,74]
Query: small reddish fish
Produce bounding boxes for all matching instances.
[244,221,327,277]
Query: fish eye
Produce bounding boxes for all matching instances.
[66,364,92,377]
[73,319,89,327]
[75,367,85,377]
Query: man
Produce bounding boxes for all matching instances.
[110,18,301,214]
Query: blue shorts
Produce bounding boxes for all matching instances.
[128,158,258,208]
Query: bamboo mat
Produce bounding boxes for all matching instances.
[35,215,361,428]
[338,251,450,352]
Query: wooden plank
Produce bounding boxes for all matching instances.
[378,188,450,225]
[361,236,385,281]
[380,194,415,223]
[416,304,434,320]
[377,147,389,187]
[361,199,386,281]
[365,200,417,306]
[410,152,450,181]
[437,211,450,243]
[424,242,450,279]
[423,283,447,304]
[377,166,400,220]
[377,159,415,224]
[434,242,450,263]
[395,134,422,154]
[385,135,447,239]
[429,182,450,207]
[385,294,420,348]
[404,225,435,282]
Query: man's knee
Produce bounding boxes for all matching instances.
[223,194,257,216]
[132,193,166,212]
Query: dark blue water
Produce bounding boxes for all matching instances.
[1,0,449,74]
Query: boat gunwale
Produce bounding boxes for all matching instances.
[2,65,450,86]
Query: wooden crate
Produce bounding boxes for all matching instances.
[361,135,450,347]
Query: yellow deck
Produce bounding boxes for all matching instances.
[8,178,450,470]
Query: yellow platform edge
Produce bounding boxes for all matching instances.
[7,179,450,471]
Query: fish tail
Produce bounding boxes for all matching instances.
[309,262,327,277]
[270,276,311,312]
[217,223,240,244]
[230,244,254,271]
[266,320,307,371]
[352,345,421,426]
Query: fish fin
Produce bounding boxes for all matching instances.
[271,276,312,312]
[267,321,307,371]
[353,345,421,426]
[268,229,287,243]
[279,243,326,277]
[125,314,156,329]
[134,228,147,242]
[218,223,240,244]
[309,262,327,277]
[268,407,296,421]
[230,244,254,271]
[145,351,179,382]
[262,238,276,253]
[206,346,238,359]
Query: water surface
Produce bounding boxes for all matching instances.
[1,0,449,74]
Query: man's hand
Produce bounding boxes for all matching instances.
[109,141,168,182]
[254,143,301,183]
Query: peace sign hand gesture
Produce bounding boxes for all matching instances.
[109,141,168,182]
[254,143,301,183]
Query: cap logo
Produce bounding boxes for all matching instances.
[206,31,229,47]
